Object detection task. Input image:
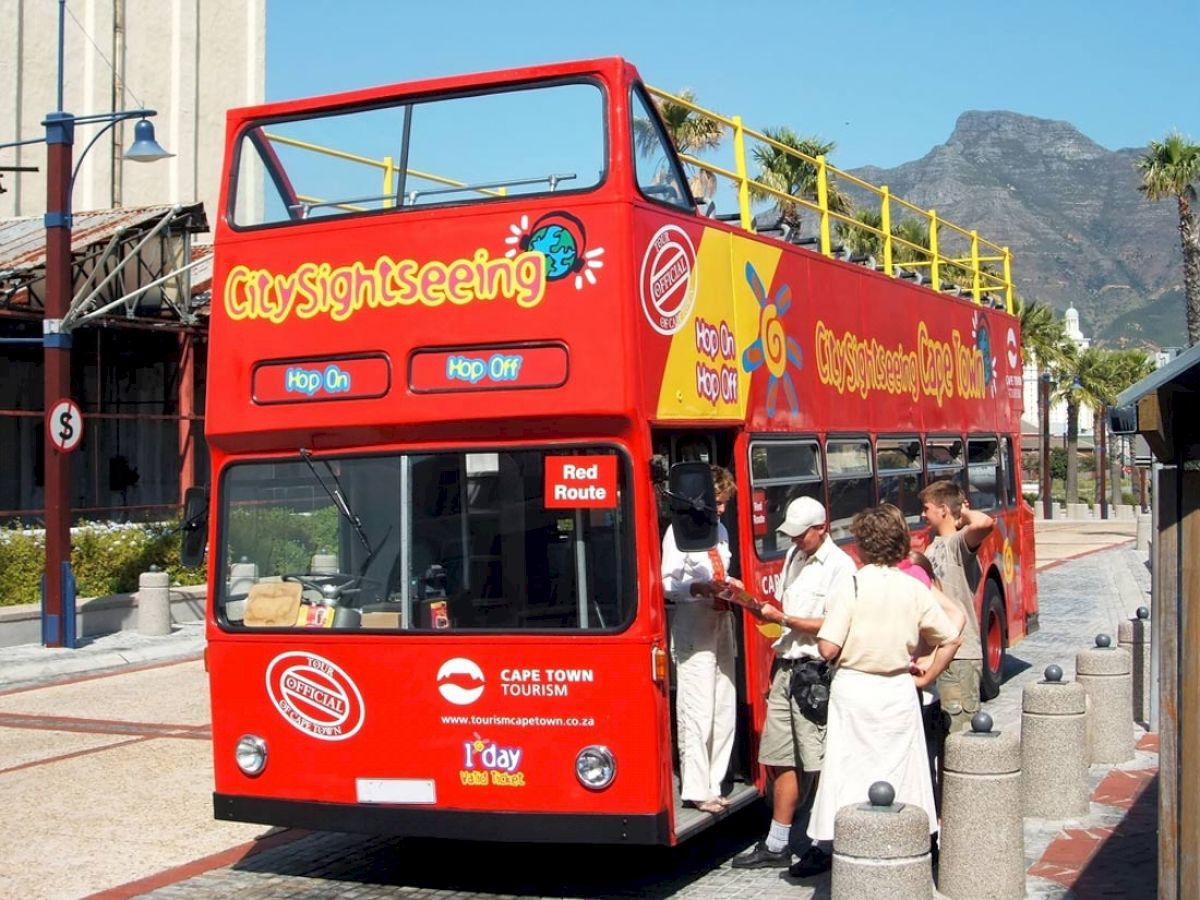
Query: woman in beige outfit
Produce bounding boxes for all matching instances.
[793,504,961,877]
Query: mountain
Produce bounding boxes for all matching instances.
[850,111,1187,349]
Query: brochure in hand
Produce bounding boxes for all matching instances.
[715,586,763,612]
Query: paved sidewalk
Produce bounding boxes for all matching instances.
[0,621,204,691]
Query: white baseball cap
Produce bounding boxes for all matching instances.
[776,496,827,537]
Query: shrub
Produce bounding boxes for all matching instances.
[0,520,206,607]
[1122,490,1139,506]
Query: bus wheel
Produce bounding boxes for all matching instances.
[980,581,1007,701]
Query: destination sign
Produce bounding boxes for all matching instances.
[409,344,568,393]
[253,354,391,404]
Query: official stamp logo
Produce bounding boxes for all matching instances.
[266,651,365,741]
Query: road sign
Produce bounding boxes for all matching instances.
[47,398,83,453]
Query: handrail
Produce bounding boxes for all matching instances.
[645,85,1014,312]
[262,131,508,201]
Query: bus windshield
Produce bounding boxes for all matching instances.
[218,447,632,632]
[231,79,606,227]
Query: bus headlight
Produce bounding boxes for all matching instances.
[575,745,616,790]
[235,734,268,776]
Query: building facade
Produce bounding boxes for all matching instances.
[1,0,265,231]
[0,0,265,524]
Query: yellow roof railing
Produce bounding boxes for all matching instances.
[645,86,1014,313]
[260,131,507,213]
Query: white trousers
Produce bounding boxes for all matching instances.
[807,667,936,842]
[672,605,736,803]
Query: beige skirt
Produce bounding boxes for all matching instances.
[807,667,937,842]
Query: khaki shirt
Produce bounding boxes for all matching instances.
[773,536,857,660]
[925,530,983,660]
[818,564,959,675]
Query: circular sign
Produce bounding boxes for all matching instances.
[639,224,698,335]
[265,651,365,741]
[47,399,83,453]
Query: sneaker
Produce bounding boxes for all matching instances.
[788,845,832,878]
[731,841,790,869]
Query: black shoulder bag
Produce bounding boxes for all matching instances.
[789,658,831,726]
[788,575,854,726]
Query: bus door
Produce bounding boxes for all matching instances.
[651,428,755,837]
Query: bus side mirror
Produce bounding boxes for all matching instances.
[181,486,209,568]
[666,462,718,553]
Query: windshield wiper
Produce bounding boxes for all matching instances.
[299,448,374,561]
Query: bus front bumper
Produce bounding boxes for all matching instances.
[214,793,672,844]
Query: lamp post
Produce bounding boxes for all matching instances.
[1097,406,1108,520]
[2,0,171,648]
[1039,371,1052,519]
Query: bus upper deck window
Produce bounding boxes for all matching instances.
[231,81,607,228]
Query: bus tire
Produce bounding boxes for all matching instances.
[979,580,1007,701]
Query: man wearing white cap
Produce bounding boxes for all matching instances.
[731,496,856,868]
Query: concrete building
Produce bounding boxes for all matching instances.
[1,0,265,232]
[0,0,265,524]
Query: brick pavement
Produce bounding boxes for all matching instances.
[0,531,1152,899]
[120,541,1155,900]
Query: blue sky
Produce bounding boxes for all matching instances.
[267,0,1198,171]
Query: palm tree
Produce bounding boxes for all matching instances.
[1101,349,1155,507]
[1051,344,1108,505]
[891,217,931,266]
[1137,131,1200,345]
[1053,345,1154,508]
[749,128,849,232]
[838,209,883,258]
[634,89,726,201]
[1016,298,1067,493]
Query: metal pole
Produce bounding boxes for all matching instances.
[56,0,65,113]
[1099,407,1108,519]
[1040,372,1052,519]
[42,108,76,648]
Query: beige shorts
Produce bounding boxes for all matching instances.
[938,658,982,733]
[758,661,826,771]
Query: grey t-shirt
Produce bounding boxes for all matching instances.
[926,529,982,660]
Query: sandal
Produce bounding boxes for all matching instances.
[715,795,733,808]
[694,799,725,815]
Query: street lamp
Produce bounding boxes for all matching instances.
[1,0,171,647]
[1039,371,1052,519]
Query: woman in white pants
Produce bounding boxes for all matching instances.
[662,466,739,815]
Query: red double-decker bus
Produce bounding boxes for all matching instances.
[194,57,1037,845]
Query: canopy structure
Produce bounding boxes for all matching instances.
[0,203,209,326]
[0,204,210,523]
[1112,341,1200,900]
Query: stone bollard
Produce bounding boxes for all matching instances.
[1136,513,1151,552]
[1076,634,1135,763]
[1022,664,1090,818]
[226,556,258,623]
[831,780,932,900]
[137,565,172,636]
[939,713,1024,899]
[310,549,338,574]
[1064,502,1083,519]
[1118,608,1152,725]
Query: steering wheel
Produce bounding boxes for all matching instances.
[283,573,382,607]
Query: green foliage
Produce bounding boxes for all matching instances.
[1049,447,1069,480]
[0,520,206,608]
[225,505,339,577]
[1122,490,1139,506]
[0,527,45,608]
